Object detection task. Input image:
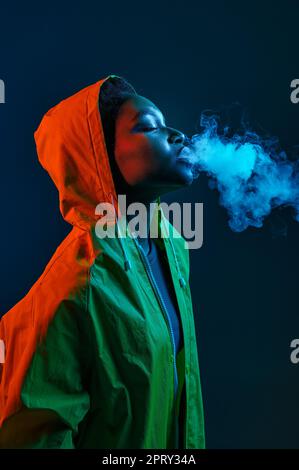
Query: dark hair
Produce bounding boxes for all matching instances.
[99,75,137,193]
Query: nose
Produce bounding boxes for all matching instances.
[167,127,187,145]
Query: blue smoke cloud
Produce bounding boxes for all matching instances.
[186,114,299,232]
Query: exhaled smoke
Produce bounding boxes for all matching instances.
[183,113,299,232]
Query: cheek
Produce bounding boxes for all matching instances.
[115,136,165,185]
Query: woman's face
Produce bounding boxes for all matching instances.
[114,95,194,197]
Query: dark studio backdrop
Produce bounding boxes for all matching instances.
[0,1,298,449]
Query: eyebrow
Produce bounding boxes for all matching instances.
[131,109,165,124]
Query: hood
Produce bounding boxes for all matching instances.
[34,75,186,285]
[34,74,120,232]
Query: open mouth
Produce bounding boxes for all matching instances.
[177,144,194,160]
[176,143,196,172]
[176,157,193,167]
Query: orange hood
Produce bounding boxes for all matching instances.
[34,75,121,232]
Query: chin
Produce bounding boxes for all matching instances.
[158,165,194,191]
[172,159,194,184]
[176,167,194,186]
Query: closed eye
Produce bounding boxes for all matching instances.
[140,126,158,132]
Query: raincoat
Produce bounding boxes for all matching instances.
[0,75,205,449]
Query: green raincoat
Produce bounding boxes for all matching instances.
[0,75,205,449]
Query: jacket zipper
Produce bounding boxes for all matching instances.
[133,237,179,400]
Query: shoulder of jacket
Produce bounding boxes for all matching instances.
[161,217,190,281]
[1,227,94,330]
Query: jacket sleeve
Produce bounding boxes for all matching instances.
[0,298,91,449]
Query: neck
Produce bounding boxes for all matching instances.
[117,190,160,255]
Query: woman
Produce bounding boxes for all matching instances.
[0,75,205,449]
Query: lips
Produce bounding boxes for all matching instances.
[177,158,193,167]
[177,145,194,166]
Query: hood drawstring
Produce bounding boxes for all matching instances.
[160,206,187,289]
[109,192,132,272]
[168,237,187,288]
[108,193,185,285]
